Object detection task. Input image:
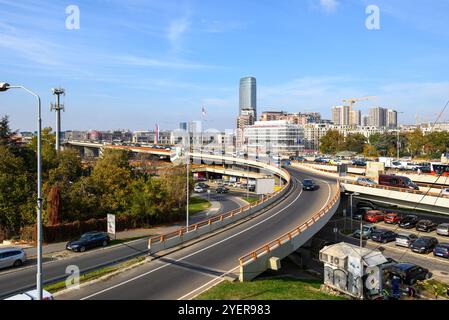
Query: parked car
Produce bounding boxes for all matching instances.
[194,185,205,193]
[353,225,377,240]
[4,289,54,300]
[356,177,376,186]
[384,212,403,224]
[378,174,420,190]
[409,236,438,254]
[364,210,385,223]
[398,215,419,229]
[433,243,449,259]
[395,233,418,248]
[441,188,449,196]
[386,263,431,285]
[0,248,26,269]
[436,223,449,236]
[352,159,366,167]
[353,208,371,220]
[371,230,397,243]
[356,201,377,210]
[66,231,110,252]
[216,186,229,194]
[302,179,318,191]
[415,219,438,233]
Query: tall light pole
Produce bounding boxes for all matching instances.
[0,82,43,300]
[396,112,404,160]
[185,130,190,229]
[50,88,65,152]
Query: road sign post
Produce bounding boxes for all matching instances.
[107,214,116,240]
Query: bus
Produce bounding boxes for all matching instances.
[430,163,449,176]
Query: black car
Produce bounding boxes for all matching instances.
[356,201,377,210]
[409,236,438,254]
[433,243,449,259]
[371,230,397,243]
[302,179,318,191]
[216,186,229,194]
[352,160,366,167]
[398,215,419,229]
[416,219,438,232]
[66,231,110,252]
[386,263,432,285]
[196,182,210,189]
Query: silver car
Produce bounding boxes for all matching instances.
[395,233,418,248]
[437,223,449,236]
[0,248,27,269]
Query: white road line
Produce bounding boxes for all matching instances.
[81,173,333,300]
[80,177,302,300]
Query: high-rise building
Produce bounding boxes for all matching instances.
[237,109,256,129]
[239,76,257,119]
[332,106,350,125]
[349,110,361,126]
[260,111,321,125]
[179,122,187,131]
[362,115,369,127]
[368,107,388,127]
[387,109,398,128]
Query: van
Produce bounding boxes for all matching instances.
[378,175,419,190]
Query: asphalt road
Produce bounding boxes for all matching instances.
[0,192,243,299]
[56,167,338,300]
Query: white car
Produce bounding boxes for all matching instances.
[0,248,26,269]
[441,188,449,196]
[356,177,376,186]
[4,289,54,300]
[193,186,205,193]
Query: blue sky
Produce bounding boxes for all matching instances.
[0,0,449,132]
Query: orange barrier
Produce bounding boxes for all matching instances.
[239,183,341,266]
[149,168,291,246]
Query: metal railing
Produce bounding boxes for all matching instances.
[149,168,291,246]
[239,183,341,265]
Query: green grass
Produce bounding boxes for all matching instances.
[195,277,348,300]
[188,197,211,215]
[242,197,259,204]
[44,256,146,294]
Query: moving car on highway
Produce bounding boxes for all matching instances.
[433,243,449,259]
[194,185,205,193]
[436,223,449,236]
[409,236,438,254]
[302,179,318,191]
[398,215,419,229]
[216,186,229,194]
[356,177,376,186]
[66,231,110,252]
[395,233,418,248]
[0,248,26,269]
[371,230,397,243]
[415,219,438,233]
[378,174,420,191]
[4,289,54,300]
[196,182,210,189]
[386,263,432,285]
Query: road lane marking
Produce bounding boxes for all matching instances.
[80,177,306,300]
[80,170,335,300]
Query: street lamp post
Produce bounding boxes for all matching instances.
[0,82,43,300]
[345,192,360,231]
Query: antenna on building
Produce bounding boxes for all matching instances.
[50,87,65,151]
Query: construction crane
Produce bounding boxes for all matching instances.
[342,96,377,109]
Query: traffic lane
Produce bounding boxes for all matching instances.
[0,193,245,298]
[58,168,337,299]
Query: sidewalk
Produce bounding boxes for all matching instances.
[0,194,235,259]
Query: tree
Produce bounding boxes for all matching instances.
[344,133,367,153]
[30,127,57,176]
[406,129,425,159]
[47,185,61,225]
[320,130,345,154]
[363,144,379,158]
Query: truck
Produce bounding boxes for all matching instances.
[378,157,402,169]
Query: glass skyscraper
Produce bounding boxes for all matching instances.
[239,76,257,118]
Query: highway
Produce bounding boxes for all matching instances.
[56,166,338,300]
[0,192,243,299]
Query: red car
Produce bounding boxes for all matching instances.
[364,210,385,223]
[384,212,402,224]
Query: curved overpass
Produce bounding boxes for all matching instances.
[57,166,340,300]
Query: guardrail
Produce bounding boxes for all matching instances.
[148,162,292,254]
[238,183,341,281]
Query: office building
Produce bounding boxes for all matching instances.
[243,120,304,156]
[239,76,257,119]
[260,111,321,125]
[179,122,187,131]
[387,109,398,129]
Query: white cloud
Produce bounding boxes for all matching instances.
[167,16,191,51]
[115,55,211,69]
[319,0,339,13]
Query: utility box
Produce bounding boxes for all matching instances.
[256,178,275,195]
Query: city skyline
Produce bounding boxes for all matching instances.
[1,0,449,132]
